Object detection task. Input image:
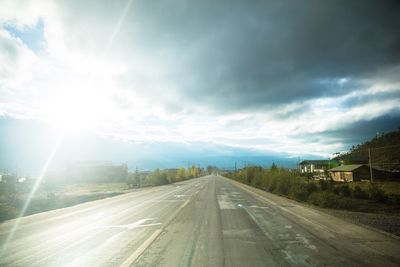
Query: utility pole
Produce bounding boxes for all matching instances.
[297,157,300,174]
[235,162,237,173]
[368,148,373,183]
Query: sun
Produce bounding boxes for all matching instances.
[45,85,110,134]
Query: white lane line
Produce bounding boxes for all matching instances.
[217,195,236,210]
[228,179,335,238]
[119,229,162,267]
[249,205,269,209]
[66,191,198,267]
[101,218,162,230]
[120,181,204,267]
[17,182,199,267]
[0,186,165,232]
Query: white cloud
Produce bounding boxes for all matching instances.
[0,0,399,158]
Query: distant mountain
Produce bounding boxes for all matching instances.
[0,117,298,176]
[337,129,400,170]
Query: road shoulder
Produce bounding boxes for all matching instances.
[223,176,400,265]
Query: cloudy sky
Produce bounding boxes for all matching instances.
[1,0,400,173]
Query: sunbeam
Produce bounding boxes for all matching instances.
[104,0,134,56]
[0,133,65,257]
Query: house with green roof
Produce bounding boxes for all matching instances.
[299,160,339,175]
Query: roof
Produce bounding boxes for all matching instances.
[328,164,366,172]
[300,160,332,165]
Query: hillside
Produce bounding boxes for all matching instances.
[338,130,400,170]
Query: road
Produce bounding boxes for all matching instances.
[1,175,400,267]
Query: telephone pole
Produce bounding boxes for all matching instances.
[368,148,373,183]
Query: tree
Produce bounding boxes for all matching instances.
[207,165,218,174]
[176,168,187,181]
[189,165,199,178]
[2,175,17,203]
[271,162,278,171]
[134,167,141,187]
[150,169,169,185]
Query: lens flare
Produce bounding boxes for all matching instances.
[0,133,65,257]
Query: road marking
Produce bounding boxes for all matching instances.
[0,186,166,231]
[150,199,185,203]
[12,182,199,267]
[217,195,236,210]
[295,234,317,251]
[249,205,269,209]
[101,218,161,230]
[120,196,194,266]
[227,178,335,238]
[119,229,162,267]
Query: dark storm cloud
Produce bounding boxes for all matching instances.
[340,90,400,110]
[63,0,400,112]
[2,0,400,160]
[309,112,400,148]
[112,0,400,111]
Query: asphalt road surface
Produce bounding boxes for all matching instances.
[1,175,400,267]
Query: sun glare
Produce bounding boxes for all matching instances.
[45,85,110,133]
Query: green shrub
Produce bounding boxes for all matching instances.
[268,177,277,192]
[250,174,263,189]
[387,194,400,206]
[367,184,387,202]
[332,186,340,195]
[290,182,318,202]
[338,184,352,197]
[0,203,18,222]
[149,170,169,186]
[319,180,332,191]
[352,185,368,199]
[308,191,342,208]
[277,176,291,195]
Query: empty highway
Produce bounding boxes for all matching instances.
[0,175,400,267]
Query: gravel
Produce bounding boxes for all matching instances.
[318,208,400,237]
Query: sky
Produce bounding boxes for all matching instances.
[0,0,400,175]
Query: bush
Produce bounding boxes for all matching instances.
[250,174,263,189]
[268,177,277,192]
[0,203,18,222]
[367,184,387,202]
[309,192,355,210]
[387,194,400,206]
[290,182,317,202]
[332,186,340,195]
[149,170,169,186]
[308,191,342,208]
[277,176,291,195]
[338,184,352,197]
[319,180,332,191]
[352,185,368,199]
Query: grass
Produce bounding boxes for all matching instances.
[350,181,400,195]
[0,182,130,222]
[225,167,400,215]
[54,182,130,194]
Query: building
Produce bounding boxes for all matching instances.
[299,160,338,174]
[329,164,377,182]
